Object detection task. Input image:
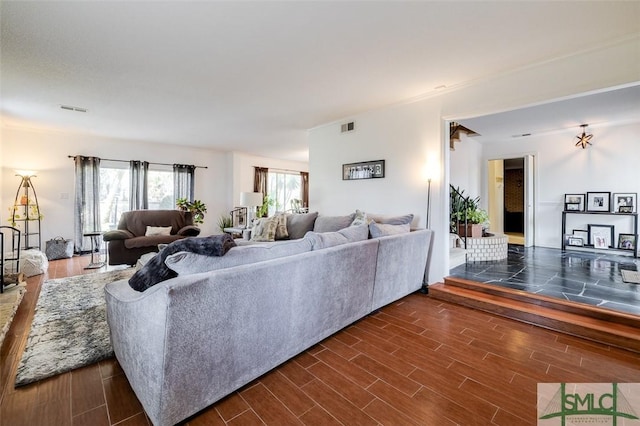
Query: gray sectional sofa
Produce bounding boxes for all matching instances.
[104,214,433,426]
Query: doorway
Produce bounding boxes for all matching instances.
[487,155,535,246]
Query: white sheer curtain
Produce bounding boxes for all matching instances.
[74,156,101,253]
[129,160,149,210]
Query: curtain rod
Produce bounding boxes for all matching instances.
[68,156,207,169]
[256,166,306,174]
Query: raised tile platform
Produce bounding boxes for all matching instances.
[464,234,508,262]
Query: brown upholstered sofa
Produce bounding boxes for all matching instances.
[103,210,200,265]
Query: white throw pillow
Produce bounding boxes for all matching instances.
[145,226,172,236]
[369,222,411,238]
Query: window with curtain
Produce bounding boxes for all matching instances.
[74,156,101,252]
[174,164,196,203]
[267,171,303,215]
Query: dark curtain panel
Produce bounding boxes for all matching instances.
[74,156,101,253]
[173,164,196,202]
[129,160,149,210]
[253,167,268,197]
[300,171,309,208]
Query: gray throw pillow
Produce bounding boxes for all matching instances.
[313,213,356,233]
[369,222,411,238]
[286,212,319,239]
[304,224,369,250]
[367,213,414,225]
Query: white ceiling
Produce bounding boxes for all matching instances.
[2,1,639,162]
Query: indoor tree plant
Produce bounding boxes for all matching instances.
[176,198,207,225]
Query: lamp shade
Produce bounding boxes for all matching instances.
[240,192,263,207]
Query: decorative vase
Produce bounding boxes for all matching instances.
[458,223,483,238]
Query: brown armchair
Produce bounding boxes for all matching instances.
[103,210,200,265]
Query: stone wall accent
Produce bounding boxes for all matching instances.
[465,234,508,262]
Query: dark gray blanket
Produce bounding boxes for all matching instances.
[128,234,236,292]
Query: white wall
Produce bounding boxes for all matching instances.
[1,126,229,243]
[482,121,640,249]
[450,134,483,201]
[309,38,640,284]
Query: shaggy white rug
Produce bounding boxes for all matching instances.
[0,282,27,349]
[15,268,134,386]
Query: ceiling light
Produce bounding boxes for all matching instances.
[575,124,593,149]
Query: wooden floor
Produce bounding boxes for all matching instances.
[1,256,639,425]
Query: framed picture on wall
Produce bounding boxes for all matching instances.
[342,160,385,180]
[564,194,585,211]
[586,192,611,212]
[612,192,637,213]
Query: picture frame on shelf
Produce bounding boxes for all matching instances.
[588,224,614,248]
[565,203,581,211]
[573,229,589,242]
[612,192,637,213]
[617,233,636,250]
[586,192,611,212]
[567,236,584,247]
[342,160,385,180]
[564,194,585,211]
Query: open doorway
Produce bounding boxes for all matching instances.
[487,155,535,246]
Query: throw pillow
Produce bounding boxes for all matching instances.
[369,222,411,238]
[145,226,172,236]
[128,234,236,292]
[273,213,289,240]
[304,223,369,250]
[313,213,356,233]
[367,213,414,225]
[351,209,368,226]
[286,212,319,239]
[251,217,279,242]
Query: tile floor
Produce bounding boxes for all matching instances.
[449,245,640,316]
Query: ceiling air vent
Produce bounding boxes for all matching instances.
[60,105,88,113]
[341,122,355,133]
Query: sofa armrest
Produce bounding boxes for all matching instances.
[103,229,134,241]
[177,225,201,237]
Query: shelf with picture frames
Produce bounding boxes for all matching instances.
[561,211,638,258]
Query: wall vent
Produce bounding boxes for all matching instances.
[341,122,355,133]
[60,105,88,113]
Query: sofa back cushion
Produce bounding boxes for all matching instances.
[165,238,313,275]
[119,210,194,236]
[366,213,414,225]
[286,212,318,239]
[304,224,369,250]
[313,213,356,233]
[369,222,411,238]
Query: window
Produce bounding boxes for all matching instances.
[267,171,302,215]
[99,163,174,231]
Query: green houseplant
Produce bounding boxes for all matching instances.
[176,198,207,225]
[450,185,489,238]
[256,195,274,218]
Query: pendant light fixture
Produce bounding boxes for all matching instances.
[575,124,593,149]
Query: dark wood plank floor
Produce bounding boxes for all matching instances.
[1,256,639,425]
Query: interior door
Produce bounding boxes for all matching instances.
[524,154,535,247]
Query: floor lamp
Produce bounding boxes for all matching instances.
[421,178,432,294]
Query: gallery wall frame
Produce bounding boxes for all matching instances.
[342,160,385,180]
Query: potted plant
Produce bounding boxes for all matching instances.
[176,198,207,225]
[450,185,489,238]
[256,195,274,218]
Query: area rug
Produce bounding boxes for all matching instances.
[0,282,27,349]
[621,269,640,284]
[15,268,134,386]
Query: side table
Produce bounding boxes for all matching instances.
[84,231,105,269]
